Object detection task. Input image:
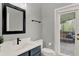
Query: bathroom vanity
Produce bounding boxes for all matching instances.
[0,39,43,56]
[19,46,41,56]
[0,3,43,56]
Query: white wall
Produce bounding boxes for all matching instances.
[0,3,41,41]
[41,3,71,50]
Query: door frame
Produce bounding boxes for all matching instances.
[54,4,79,56]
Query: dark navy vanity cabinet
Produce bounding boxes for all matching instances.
[18,46,41,56]
[30,46,41,56]
[18,51,29,56]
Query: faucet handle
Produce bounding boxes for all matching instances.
[17,38,21,41]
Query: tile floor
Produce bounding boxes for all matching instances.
[60,41,75,56]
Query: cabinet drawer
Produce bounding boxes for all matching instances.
[30,46,41,56]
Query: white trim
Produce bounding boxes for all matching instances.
[54,10,60,54]
[59,10,76,15]
[55,4,79,12]
[54,4,79,56]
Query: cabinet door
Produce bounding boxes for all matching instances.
[18,51,29,56]
[33,52,41,56]
[30,46,41,56]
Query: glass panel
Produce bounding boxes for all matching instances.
[60,12,75,55]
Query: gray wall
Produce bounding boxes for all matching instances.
[0,3,42,41]
[41,3,71,50]
[26,3,42,41]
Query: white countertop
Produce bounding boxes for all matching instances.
[0,38,43,56]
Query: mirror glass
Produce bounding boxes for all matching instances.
[7,6,23,31]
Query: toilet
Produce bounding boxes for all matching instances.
[41,48,56,56]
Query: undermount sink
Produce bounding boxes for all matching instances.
[14,41,33,51]
[13,38,34,51]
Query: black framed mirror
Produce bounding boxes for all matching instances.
[2,3,26,34]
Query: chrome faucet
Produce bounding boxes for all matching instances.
[17,38,21,45]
